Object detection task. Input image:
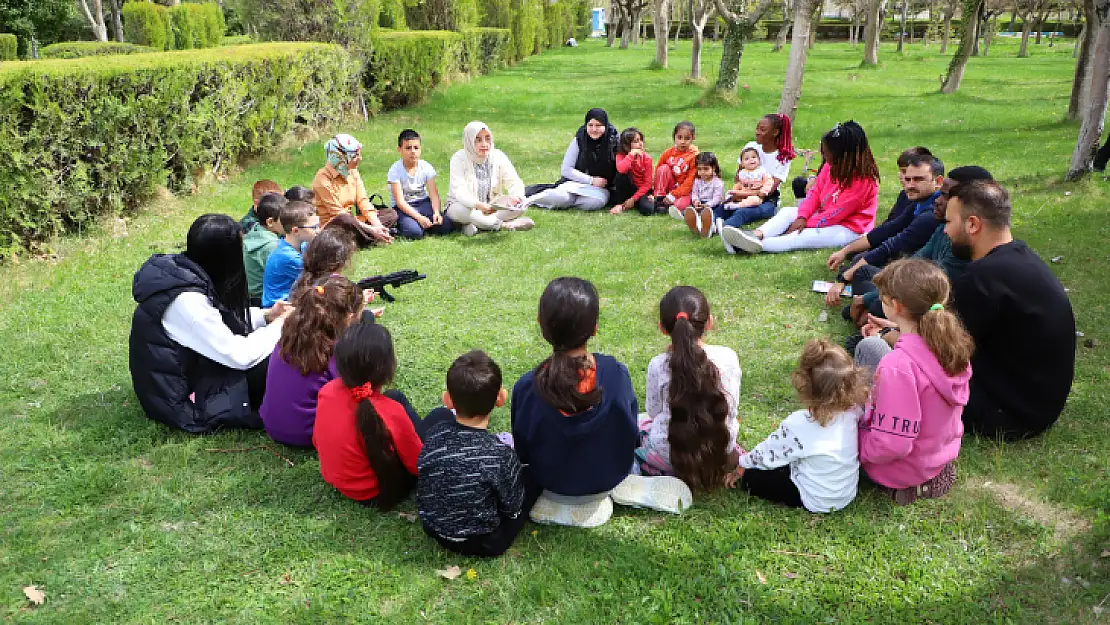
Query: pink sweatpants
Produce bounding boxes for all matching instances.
[654,164,691,211]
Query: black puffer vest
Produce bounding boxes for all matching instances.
[129,254,261,433]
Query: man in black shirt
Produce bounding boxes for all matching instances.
[944,181,1076,440]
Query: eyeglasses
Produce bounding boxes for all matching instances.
[298,223,321,231]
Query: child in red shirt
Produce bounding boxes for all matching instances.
[313,322,422,510]
[655,121,699,217]
[611,127,656,216]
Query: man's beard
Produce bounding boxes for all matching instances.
[950,236,973,261]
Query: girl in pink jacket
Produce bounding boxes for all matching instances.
[721,120,879,255]
[858,259,973,505]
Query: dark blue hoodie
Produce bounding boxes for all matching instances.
[511,353,638,496]
[863,191,941,267]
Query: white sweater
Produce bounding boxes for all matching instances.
[740,407,862,513]
[446,148,525,209]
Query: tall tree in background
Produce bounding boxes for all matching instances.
[77,0,109,41]
[897,0,908,52]
[1067,0,1109,179]
[712,0,776,93]
[774,0,794,51]
[939,0,959,51]
[1068,0,1099,120]
[941,0,984,92]
[862,0,883,64]
[689,0,716,78]
[654,0,673,65]
[778,0,820,120]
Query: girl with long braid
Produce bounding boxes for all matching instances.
[721,120,879,255]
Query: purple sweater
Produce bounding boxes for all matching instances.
[260,345,337,447]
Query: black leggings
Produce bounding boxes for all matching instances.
[246,357,270,412]
[423,479,543,557]
[741,465,804,508]
[611,173,657,216]
[1095,135,1110,171]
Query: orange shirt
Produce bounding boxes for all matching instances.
[312,164,376,226]
[658,146,699,199]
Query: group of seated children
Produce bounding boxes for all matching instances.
[251,248,972,556]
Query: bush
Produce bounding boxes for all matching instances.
[459,27,511,74]
[123,2,171,50]
[0,34,16,61]
[478,0,511,28]
[238,0,380,48]
[168,3,224,50]
[366,30,462,109]
[220,35,254,46]
[0,43,359,257]
[40,41,157,59]
[509,0,541,61]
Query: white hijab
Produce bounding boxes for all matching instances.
[463,121,492,165]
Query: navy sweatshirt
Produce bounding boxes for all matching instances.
[863,191,941,267]
[865,191,912,247]
[511,353,639,496]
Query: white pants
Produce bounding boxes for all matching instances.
[445,198,525,231]
[757,206,860,253]
[527,181,608,211]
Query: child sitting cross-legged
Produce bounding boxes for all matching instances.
[731,339,867,513]
[858,259,972,505]
[417,350,538,557]
[388,129,453,239]
[512,277,692,528]
[685,152,725,238]
[636,286,742,492]
[262,201,319,308]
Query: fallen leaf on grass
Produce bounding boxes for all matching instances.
[436,566,462,580]
[280,573,292,585]
[397,512,417,523]
[23,585,45,605]
[755,570,767,584]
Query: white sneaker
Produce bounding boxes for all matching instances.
[718,219,736,254]
[461,223,478,237]
[501,217,535,231]
[668,205,684,220]
[611,474,693,514]
[721,226,763,254]
[529,493,614,528]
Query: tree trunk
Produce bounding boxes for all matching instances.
[607,4,619,46]
[691,24,705,77]
[674,0,685,46]
[654,0,672,66]
[78,0,109,42]
[862,0,882,64]
[940,0,983,92]
[109,0,124,42]
[1035,16,1043,43]
[1066,0,1109,180]
[982,16,996,55]
[1069,0,1102,120]
[1019,16,1033,56]
[898,0,908,52]
[715,22,751,91]
[774,3,793,51]
[808,1,820,48]
[778,0,817,120]
[1073,21,1085,57]
[941,13,951,53]
[690,0,712,78]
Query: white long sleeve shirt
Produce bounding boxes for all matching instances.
[162,291,283,370]
[740,407,862,513]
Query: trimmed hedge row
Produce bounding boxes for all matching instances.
[0,34,15,61]
[40,42,157,59]
[366,28,511,109]
[0,43,358,256]
[122,1,224,51]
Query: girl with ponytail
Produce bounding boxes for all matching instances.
[260,275,367,447]
[859,258,973,505]
[314,323,423,510]
[512,278,691,528]
[636,287,742,492]
[716,114,797,245]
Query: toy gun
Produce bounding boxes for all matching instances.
[357,270,426,303]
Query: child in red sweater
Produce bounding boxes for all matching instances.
[611,127,656,216]
[655,121,699,217]
[313,323,422,510]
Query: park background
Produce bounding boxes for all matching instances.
[2,0,1110,622]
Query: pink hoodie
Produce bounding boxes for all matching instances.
[859,333,971,489]
[796,165,878,234]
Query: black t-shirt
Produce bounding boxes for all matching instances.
[952,240,1076,433]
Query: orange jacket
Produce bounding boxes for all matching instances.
[657,146,699,199]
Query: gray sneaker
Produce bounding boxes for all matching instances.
[718,219,736,254]
[721,226,763,253]
[461,223,479,237]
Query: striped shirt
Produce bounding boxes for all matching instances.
[417,420,524,538]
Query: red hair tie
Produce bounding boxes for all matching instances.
[675,312,689,321]
[350,382,375,402]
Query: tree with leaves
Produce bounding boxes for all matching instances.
[773,0,793,51]
[941,0,984,92]
[711,0,776,93]
[1066,0,1108,179]
[778,0,820,120]
[76,0,109,41]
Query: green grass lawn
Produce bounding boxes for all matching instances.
[2,37,1109,623]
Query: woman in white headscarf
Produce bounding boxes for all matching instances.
[445,121,534,236]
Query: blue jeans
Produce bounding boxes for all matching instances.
[713,199,778,228]
[395,197,453,239]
